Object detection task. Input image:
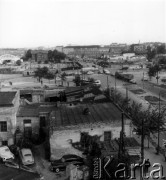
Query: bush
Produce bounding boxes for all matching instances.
[16,60,22,66]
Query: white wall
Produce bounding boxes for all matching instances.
[50,121,131,160]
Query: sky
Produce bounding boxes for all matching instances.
[0,0,165,48]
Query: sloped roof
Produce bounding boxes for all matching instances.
[17,103,57,117]
[50,102,128,128]
[0,91,16,106]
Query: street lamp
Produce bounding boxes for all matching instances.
[142,71,144,89]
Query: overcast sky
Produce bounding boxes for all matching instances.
[0,0,165,48]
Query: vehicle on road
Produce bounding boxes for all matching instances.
[142,76,148,81]
[87,71,94,75]
[50,154,84,173]
[56,77,61,81]
[129,79,136,84]
[94,80,101,86]
[103,69,110,74]
[19,148,34,165]
[0,146,14,162]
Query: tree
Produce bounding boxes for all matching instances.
[61,72,67,86]
[34,67,49,81]
[16,60,22,66]
[45,72,54,83]
[24,49,32,61]
[157,44,166,54]
[147,46,156,61]
[73,75,81,86]
[48,50,53,61]
[52,49,66,63]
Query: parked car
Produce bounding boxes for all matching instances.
[56,77,61,81]
[103,69,110,74]
[129,79,136,84]
[19,148,34,165]
[5,161,19,169]
[94,80,101,86]
[87,71,94,75]
[0,146,14,162]
[50,154,84,173]
[141,76,148,81]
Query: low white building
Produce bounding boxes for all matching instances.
[122,53,135,60]
[49,103,132,160]
[0,54,21,64]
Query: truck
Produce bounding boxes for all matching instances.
[115,72,134,82]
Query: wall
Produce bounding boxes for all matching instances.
[50,121,131,160]
[16,116,39,135]
[0,91,20,146]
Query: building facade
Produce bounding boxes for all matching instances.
[31,50,48,62]
[0,91,20,146]
[49,103,131,160]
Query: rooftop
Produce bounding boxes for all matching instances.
[50,102,128,129]
[17,103,57,117]
[0,91,17,106]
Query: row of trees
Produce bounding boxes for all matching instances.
[147,64,160,80]
[22,49,66,63]
[47,50,66,62]
[147,44,166,61]
[105,88,166,141]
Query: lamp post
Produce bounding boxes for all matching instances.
[143,71,144,89]
[140,118,144,180]
[156,91,161,154]
[114,72,117,102]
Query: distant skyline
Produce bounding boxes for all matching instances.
[0,0,165,48]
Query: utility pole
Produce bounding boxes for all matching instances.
[140,118,144,180]
[157,91,161,154]
[107,75,109,89]
[114,73,117,102]
[143,72,144,89]
[126,86,128,110]
[118,112,125,160]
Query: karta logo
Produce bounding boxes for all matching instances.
[92,157,165,179]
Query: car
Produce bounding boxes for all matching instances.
[103,69,110,74]
[87,71,94,75]
[19,148,34,165]
[141,76,148,81]
[0,146,14,162]
[50,154,84,173]
[129,79,136,84]
[94,80,101,86]
[56,77,61,81]
[98,70,103,74]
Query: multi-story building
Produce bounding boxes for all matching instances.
[0,91,20,146]
[130,44,147,54]
[55,46,63,53]
[31,50,48,62]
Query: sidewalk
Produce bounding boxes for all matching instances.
[133,134,166,180]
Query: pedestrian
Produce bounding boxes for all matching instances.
[41,80,43,85]
[144,159,151,175]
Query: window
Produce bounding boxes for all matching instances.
[2,141,8,146]
[0,121,7,132]
[104,131,112,142]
